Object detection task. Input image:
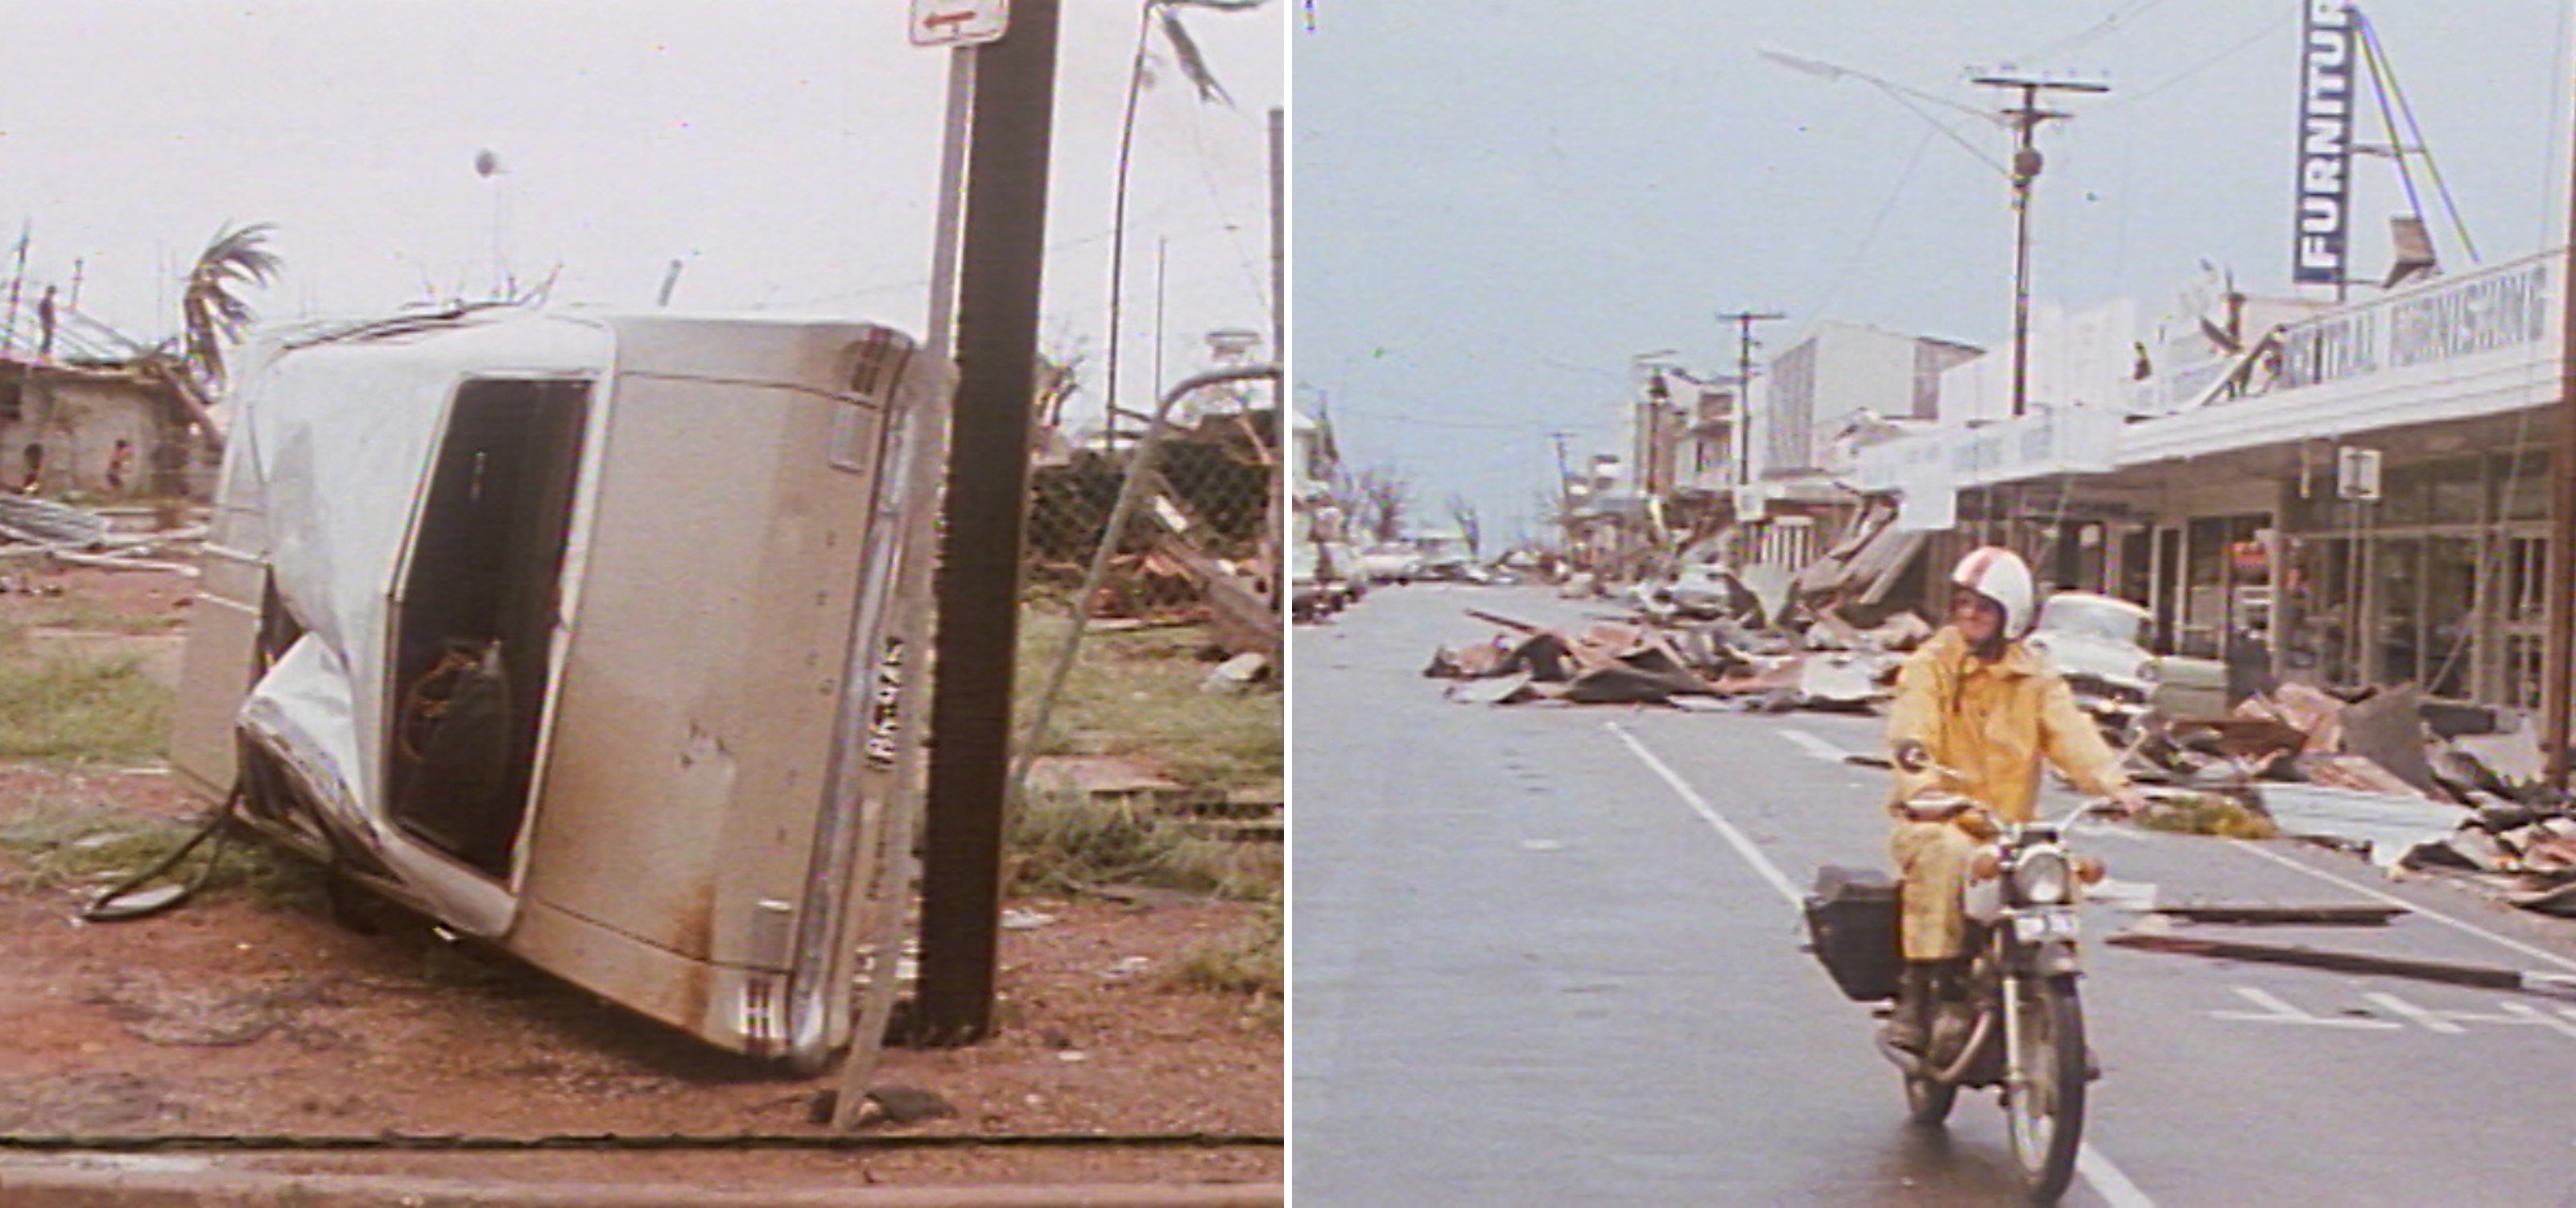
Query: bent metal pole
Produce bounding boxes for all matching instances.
[2545,213,2566,783]
[2549,101,2576,787]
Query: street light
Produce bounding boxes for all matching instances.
[1761,50,2105,420]
[1971,74,2109,418]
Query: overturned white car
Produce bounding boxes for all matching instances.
[168,307,950,1069]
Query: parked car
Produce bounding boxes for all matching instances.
[1355,543,1425,585]
[1412,530,1474,581]
[2024,592,2228,742]
[1290,540,1329,620]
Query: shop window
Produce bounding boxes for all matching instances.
[2376,464,2429,526]
[2504,634,2546,711]
[2428,469,2482,526]
[0,379,19,422]
[2281,487,2338,532]
[2496,451,2552,522]
[2505,536,2548,624]
[2421,536,2475,697]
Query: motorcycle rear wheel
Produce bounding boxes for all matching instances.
[2004,974,2087,1203]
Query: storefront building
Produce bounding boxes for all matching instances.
[1860,248,2565,711]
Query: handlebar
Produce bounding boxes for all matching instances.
[1891,751,2115,832]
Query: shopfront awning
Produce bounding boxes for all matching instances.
[1793,506,1927,604]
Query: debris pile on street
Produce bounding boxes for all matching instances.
[0,496,203,574]
[2125,678,2576,915]
[1423,590,1923,713]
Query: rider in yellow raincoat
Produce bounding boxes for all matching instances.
[1882,546,2147,1051]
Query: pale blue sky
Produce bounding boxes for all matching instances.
[1294,0,2572,544]
[0,1,1282,424]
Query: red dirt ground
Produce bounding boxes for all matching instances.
[0,564,1282,1194]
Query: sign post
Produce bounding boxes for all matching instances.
[909,0,1059,1053]
[908,0,1009,48]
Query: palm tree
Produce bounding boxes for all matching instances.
[1104,0,1269,436]
[146,221,281,453]
[180,221,282,395]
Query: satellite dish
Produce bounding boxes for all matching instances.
[474,149,502,178]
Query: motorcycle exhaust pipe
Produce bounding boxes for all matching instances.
[1872,1010,1997,1084]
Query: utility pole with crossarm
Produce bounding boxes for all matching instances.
[1970,73,2107,419]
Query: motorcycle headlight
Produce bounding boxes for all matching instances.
[2013,848,2074,905]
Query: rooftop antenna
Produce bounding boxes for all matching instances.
[473,148,513,300]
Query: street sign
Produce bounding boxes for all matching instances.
[910,0,1008,47]
[2336,445,2382,502]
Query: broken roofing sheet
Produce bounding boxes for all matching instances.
[1422,603,1909,712]
[2140,681,2576,915]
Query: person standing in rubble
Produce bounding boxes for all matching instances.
[105,438,134,495]
[1880,545,2149,1053]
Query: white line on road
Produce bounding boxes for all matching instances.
[2227,839,2576,974]
[2211,986,2401,1029]
[1606,722,1803,909]
[2362,992,2466,1033]
[1775,726,1856,763]
[2079,1144,2157,1208]
[2495,1000,2576,1040]
[1606,722,2157,1208]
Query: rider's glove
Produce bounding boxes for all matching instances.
[1891,740,1930,773]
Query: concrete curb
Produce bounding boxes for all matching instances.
[0,1157,1284,1208]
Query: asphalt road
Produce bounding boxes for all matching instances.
[1292,582,2576,1207]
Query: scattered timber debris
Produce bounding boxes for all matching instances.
[2120,678,2576,916]
[2107,932,2576,1003]
[2148,904,2408,926]
[1426,596,1919,714]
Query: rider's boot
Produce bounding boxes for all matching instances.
[1881,963,1935,1054]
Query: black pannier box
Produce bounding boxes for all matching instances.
[1803,865,1901,1001]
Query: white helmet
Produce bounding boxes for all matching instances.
[1951,546,2036,638]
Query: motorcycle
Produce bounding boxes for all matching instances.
[1804,769,2105,1204]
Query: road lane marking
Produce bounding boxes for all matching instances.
[2364,992,2465,1033]
[1606,722,1802,908]
[2227,839,2576,974]
[2211,986,2401,1029]
[1776,726,1855,763]
[1610,721,2157,1206]
[2219,987,2576,1041]
[2078,1144,2157,1208]
[2496,1001,2576,1040]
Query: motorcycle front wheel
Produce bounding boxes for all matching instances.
[1999,973,2081,1200]
[1902,1065,1956,1125]
[2004,974,2087,1203]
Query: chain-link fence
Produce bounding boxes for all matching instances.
[1022,379,1282,640]
[1012,367,1284,801]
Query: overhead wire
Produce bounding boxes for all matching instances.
[2354,7,2480,265]
[1796,127,1938,328]
[2092,7,2293,113]
[2018,0,2176,65]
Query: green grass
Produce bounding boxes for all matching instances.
[1015,602,1281,792]
[10,598,188,635]
[1174,900,1283,1016]
[0,647,171,765]
[1005,787,1279,900]
[0,796,326,911]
